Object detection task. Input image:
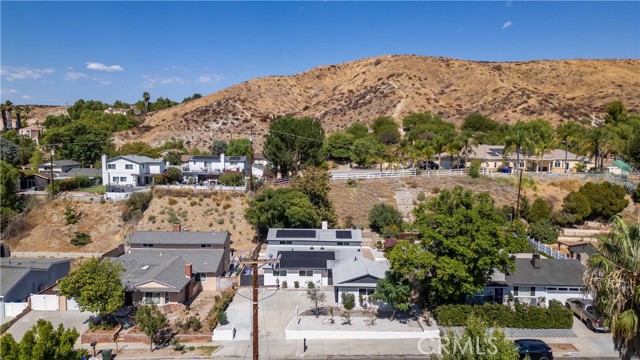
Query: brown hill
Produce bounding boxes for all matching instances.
[114,55,640,150]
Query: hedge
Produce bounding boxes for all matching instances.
[434,301,573,329]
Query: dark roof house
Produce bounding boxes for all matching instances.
[491,254,586,287]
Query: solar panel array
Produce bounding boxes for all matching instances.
[276,229,316,238]
[335,230,352,239]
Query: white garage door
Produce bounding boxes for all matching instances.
[30,294,59,311]
[66,298,81,311]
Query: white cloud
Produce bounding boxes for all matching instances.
[0,88,17,96]
[64,72,88,81]
[197,73,223,85]
[142,75,186,89]
[0,66,55,81]
[86,62,124,72]
[21,95,32,100]
[502,21,513,30]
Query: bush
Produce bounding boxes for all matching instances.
[168,197,178,206]
[469,160,481,178]
[633,184,640,203]
[64,205,80,225]
[434,301,573,329]
[381,224,400,239]
[148,215,156,223]
[368,203,403,233]
[207,288,235,331]
[578,181,628,220]
[186,316,202,331]
[281,281,288,289]
[307,281,315,289]
[346,178,357,187]
[528,219,559,244]
[376,240,383,249]
[557,191,592,225]
[294,281,300,289]
[122,191,152,222]
[341,293,356,310]
[527,197,553,223]
[217,218,225,225]
[218,172,244,186]
[416,192,426,202]
[70,231,92,246]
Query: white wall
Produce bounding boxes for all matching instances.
[263,269,325,287]
[482,285,588,306]
[102,157,164,186]
[3,301,28,317]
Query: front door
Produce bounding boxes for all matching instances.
[495,288,504,304]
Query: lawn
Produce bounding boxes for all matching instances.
[78,185,107,193]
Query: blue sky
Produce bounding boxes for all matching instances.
[1,1,638,105]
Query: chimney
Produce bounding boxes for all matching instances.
[173,222,181,232]
[532,253,541,269]
[322,221,328,230]
[185,263,193,278]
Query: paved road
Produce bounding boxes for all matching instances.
[6,310,94,342]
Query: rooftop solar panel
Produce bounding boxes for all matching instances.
[276,229,316,238]
[335,230,352,239]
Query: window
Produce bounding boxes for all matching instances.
[142,164,145,169]
[519,286,531,296]
[337,242,350,246]
[494,162,497,168]
[299,270,313,277]
[198,273,207,282]
[569,288,580,292]
[165,293,170,304]
[273,270,287,276]
[142,243,154,248]
[558,287,568,291]
[279,240,293,245]
[144,292,162,305]
[107,164,116,170]
[547,287,557,291]
[125,164,133,170]
[120,177,127,182]
[531,287,536,296]
[359,289,375,296]
[113,177,119,182]
[201,244,212,248]
[513,286,519,296]
[555,161,561,168]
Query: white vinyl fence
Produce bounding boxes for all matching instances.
[527,237,570,260]
[30,294,59,311]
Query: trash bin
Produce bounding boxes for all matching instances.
[101,349,113,360]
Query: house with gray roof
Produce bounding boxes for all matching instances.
[332,257,388,305]
[480,253,588,307]
[38,160,81,174]
[101,154,165,187]
[181,153,250,183]
[265,227,363,261]
[115,229,231,306]
[0,258,71,318]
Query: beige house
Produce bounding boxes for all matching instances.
[115,228,231,306]
[451,145,592,173]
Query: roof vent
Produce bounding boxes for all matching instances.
[141,265,150,270]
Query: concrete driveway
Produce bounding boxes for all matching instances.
[6,310,94,342]
[533,315,617,358]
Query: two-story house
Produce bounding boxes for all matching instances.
[19,125,46,145]
[114,227,231,306]
[38,160,81,174]
[101,154,165,186]
[182,154,249,183]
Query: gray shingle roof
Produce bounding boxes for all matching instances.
[332,258,388,285]
[0,258,71,296]
[109,155,163,164]
[266,228,363,243]
[62,168,101,177]
[128,231,229,246]
[118,248,225,275]
[499,257,586,287]
[119,255,190,292]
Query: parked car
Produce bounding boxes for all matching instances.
[514,339,553,360]
[418,160,439,170]
[565,298,610,332]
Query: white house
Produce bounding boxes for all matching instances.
[38,160,81,174]
[479,253,588,307]
[182,154,250,183]
[263,250,335,288]
[104,107,131,115]
[332,257,388,305]
[19,125,45,145]
[264,227,363,261]
[101,154,165,186]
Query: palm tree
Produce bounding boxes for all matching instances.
[1,103,7,131]
[584,216,640,360]
[23,105,32,120]
[14,105,22,129]
[4,100,14,130]
[504,121,534,171]
[556,122,585,173]
[143,92,151,113]
[459,129,480,167]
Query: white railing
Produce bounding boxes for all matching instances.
[331,169,417,180]
[527,237,570,260]
[155,184,245,191]
[419,168,469,177]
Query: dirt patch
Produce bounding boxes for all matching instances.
[137,189,255,256]
[114,345,218,358]
[549,343,578,352]
[4,198,126,253]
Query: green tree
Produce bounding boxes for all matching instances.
[326,131,354,162]
[505,121,535,171]
[0,137,19,165]
[528,119,555,172]
[584,216,640,360]
[350,137,382,168]
[29,148,44,173]
[4,100,14,130]
[528,219,559,244]
[306,287,326,317]
[67,99,109,120]
[41,122,111,166]
[263,117,325,177]
[438,316,519,360]
[627,131,640,170]
[218,172,244,186]
[632,184,640,204]
[58,258,125,321]
[117,142,161,158]
[605,101,628,124]
[166,167,182,184]
[135,304,168,351]
[556,191,592,225]
[413,187,528,305]
[556,121,587,173]
[0,319,86,360]
[245,188,321,238]
[368,203,403,233]
[372,272,411,319]
[164,151,183,165]
[579,181,628,220]
[227,138,251,157]
[292,166,338,228]
[0,161,22,230]
[461,113,499,133]
[211,140,228,156]
[143,92,151,112]
[527,197,553,223]
[1,102,8,131]
[345,122,369,139]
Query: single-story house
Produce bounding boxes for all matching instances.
[332,257,388,305]
[480,253,588,306]
[263,251,335,287]
[437,145,593,173]
[565,242,598,264]
[18,173,50,191]
[0,258,71,317]
[101,154,165,186]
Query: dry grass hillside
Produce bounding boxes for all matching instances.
[3,198,125,253]
[136,189,256,255]
[114,55,640,150]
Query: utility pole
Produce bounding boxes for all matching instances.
[49,146,55,199]
[515,168,524,219]
[249,124,254,192]
[238,256,279,360]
